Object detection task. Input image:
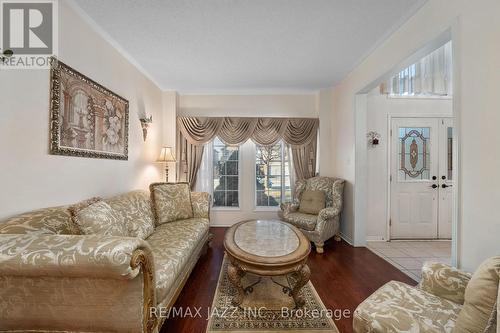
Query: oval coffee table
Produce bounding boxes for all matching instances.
[224,219,311,308]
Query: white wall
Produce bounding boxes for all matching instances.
[327,0,500,271]
[317,89,334,176]
[178,93,318,226]
[0,1,164,219]
[366,88,452,240]
[162,91,178,182]
[178,94,317,118]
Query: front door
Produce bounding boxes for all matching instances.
[390,117,453,239]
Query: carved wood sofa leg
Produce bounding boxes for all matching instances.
[334,234,342,242]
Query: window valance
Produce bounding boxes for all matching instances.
[177,117,319,147]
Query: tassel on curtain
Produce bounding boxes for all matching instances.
[176,117,319,187]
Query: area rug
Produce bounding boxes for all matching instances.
[206,256,339,333]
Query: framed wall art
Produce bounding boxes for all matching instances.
[49,58,129,160]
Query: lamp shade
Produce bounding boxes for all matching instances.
[157,146,176,162]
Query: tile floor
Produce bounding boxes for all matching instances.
[366,240,451,282]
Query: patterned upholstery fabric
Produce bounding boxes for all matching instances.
[419,261,472,304]
[284,212,318,231]
[105,190,155,239]
[150,183,194,225]
[298,190,325,215]
[191,192,211,219]
[0,233,151,280]
[279,177,344,249]
[67,197,102,233]
[354,260,500,333]
[0,206,76,235]
[0,233,150,332]
[280,202,299,215]
[353,281,462,333]
[295,176,340,207]
[73,201,129,236]
[454,256,500,333]
[0,274,144,332]
[0,189,212,333]
[146,217,210,303]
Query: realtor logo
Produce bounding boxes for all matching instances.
[1,0,58,69]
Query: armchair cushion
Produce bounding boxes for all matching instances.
[454,256,500,333]
[353,281,461,333]
[284,212,317,231]
[298,190,325,215]
[73,201,128,237]
[419,261,471,304]
[150,183,194,225]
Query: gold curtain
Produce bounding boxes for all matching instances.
[176,117,319,186]
[290,139,317,180]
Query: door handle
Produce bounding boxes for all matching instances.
[442,184,452,188]
[431,184,438,189]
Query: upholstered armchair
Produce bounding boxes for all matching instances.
[279,176,345,253]
[353,257,500,333]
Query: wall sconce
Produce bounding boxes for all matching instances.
[367,131,381,146]
[139,116,153,141]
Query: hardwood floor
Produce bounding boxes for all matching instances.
[161,227,416,333]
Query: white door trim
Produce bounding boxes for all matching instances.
[386,114,452,241]
[353,23,460,268]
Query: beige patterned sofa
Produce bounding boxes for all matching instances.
[0,189,211,333]
[354,257,500,333]
[279,176,345,253]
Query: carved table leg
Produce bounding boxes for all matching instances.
[227,263,246,306]
[291,264,311,308]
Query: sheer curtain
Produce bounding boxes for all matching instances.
[384,41,452,96]
[194,141,213,194]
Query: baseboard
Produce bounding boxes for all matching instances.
[209,222,235,227]
[339,232,353,245]
[366,236,386,241]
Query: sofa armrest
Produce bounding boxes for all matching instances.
[419,261,472,304]
[191,191,211,219]
[0,233,152,279]
[0,233,157,332]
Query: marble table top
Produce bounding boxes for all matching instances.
[234,220,300,257]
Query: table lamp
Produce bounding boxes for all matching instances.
[157,146,176,182]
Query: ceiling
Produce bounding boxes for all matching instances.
[73,0,426,93]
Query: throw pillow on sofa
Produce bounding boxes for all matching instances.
[150,182,193,225]
[299,190,326,215]
[68,197,102,234]
[454,256,500,333]
[72,200,128,236]
[105,190,155,239]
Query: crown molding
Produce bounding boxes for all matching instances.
[65,0,164,90]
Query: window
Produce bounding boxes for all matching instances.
[255,141,292,207]
[213,137,239,207]
[398,127,430,180]
[387,41,452,97]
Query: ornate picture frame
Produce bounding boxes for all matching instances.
[49,57,129,160]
